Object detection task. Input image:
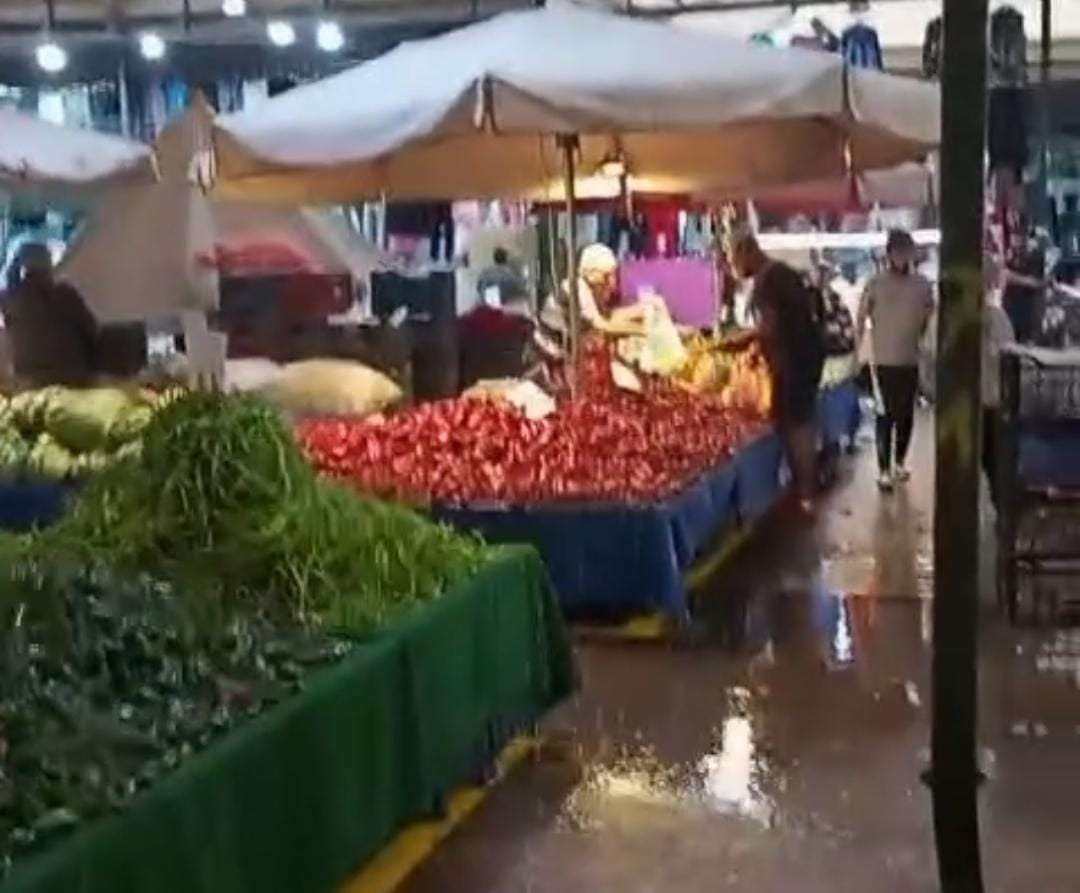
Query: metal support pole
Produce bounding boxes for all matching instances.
[558,134,582,396]
[930,1,988,891]
[1038,0,1052,227]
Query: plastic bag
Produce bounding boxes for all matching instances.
[634,299,688,376]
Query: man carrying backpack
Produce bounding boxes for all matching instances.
[727,226,826,516]
[855,229,935,491]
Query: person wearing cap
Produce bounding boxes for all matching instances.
[533,242,647,385]
[3,242,98,388]
[726,226,826,515]
[855,228,935,491]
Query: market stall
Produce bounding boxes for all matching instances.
[0,391,573,893]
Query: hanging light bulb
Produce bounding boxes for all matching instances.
[266,20,296,47]
[138,31,167,61]
[316,20,344,53]
[35,39,67,73]
[221,0,246,17]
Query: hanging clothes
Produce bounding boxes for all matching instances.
[841,23,883,70]
[990,5,1027,89]
[922,17,942,80]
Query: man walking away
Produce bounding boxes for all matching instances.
[856,229,934,491]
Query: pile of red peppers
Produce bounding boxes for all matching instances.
[298,340,767,505]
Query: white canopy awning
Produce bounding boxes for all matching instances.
[212,3,939,203]
[0,107,153,197]
[60,99,390,324]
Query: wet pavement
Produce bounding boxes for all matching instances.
[402,417,1080,893]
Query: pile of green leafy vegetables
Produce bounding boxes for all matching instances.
[0,391,489,872]
[0,572,352,873]
[6,390,487,633]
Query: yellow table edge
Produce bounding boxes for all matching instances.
[337,735,540,893]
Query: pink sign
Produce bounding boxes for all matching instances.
[618,258,718,327]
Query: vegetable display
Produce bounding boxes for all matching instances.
[6,391,486,633]
[0,387,159,481]
[0,573,350,873]
[0,391,491,872]
[300,338,768,505]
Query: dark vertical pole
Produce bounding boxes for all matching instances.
[1037,0,1052,227]
[559,135,581,397]
[932,1,988,892]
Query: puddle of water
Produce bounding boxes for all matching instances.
[559,691,781,833]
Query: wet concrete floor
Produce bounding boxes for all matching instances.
[403,417,1080,893]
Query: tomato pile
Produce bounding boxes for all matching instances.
[299,340,767,505]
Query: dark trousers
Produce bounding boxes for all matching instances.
[983,406,1000,509]
[875,364,919,472]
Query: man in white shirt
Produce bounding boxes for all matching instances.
[855,229,935,490]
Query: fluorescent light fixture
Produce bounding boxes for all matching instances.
[222,0,246,17]
[35,40,67,73]
[756,229,941,251]
[267,20,296,47]
[316,20,345,52]
[138,31,167,61]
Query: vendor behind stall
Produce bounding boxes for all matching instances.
[533,243,647,385]
[2,243,98,388]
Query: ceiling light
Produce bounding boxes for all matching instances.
[221,0,246,17]
[35,40,67,74]
[316,20,344,53]
[267,20,296,48]
[597,151,627,180]
[138,31,166,61]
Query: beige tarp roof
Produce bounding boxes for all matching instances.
[60,99,388,323]
[212,3,939,204]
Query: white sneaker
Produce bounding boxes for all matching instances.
[878,471,894,491]
[895,466,911,483]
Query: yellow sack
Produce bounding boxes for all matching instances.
[261,359,403,418]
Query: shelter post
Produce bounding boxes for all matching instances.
[558,134,582,396]
[931,1,987,891]
[1037,0,1052,226]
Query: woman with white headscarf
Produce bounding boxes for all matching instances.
[533,242,648,387]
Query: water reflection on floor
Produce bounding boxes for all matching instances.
[402,423,1080,893]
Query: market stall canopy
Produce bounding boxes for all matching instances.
[60,99,390,323]
[211,3,940,203]
[59,98,218,324]
[0,106,153,197]
[711,160,938,211]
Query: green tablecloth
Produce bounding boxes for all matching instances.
[2,546,573,893]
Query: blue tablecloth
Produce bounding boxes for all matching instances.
[437,383,858,619]
[1019,420,1080,488]
[0,479,71,532]
[819,380,861,448]
[434,460,740,621]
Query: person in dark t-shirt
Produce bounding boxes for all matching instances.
[1002,225,1045,344]
[4,243,98,388]
[725,227,825,514]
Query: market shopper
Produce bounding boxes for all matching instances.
[476,246,529,308]
[2,243,98,388]
[726,226,825,514]
[982,287,1015,511]
[855,229,934,491]
[1001,220,1046,344]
